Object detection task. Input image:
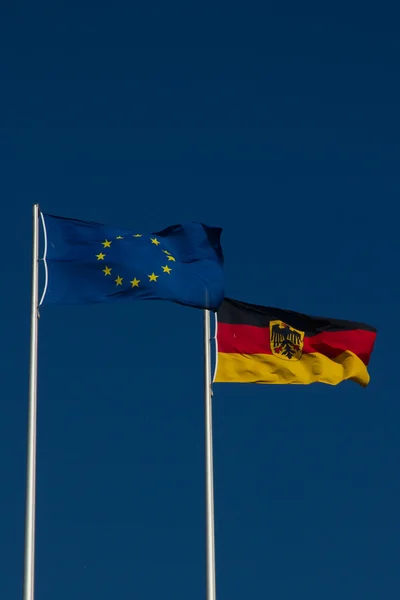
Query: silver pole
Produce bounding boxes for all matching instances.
[204,309,216,600]
[23,204,40,600]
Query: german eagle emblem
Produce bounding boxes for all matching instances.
[269,320,304,361]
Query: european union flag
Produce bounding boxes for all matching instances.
[40,213,224,311]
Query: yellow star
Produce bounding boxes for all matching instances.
[148,273,159,282]
[115,275,123,286]
[167,255,175,262]
[103,266,112,276]
[162,265,172,274]
[130,277,140,287]
[96,252,106,260]
[162,249,171,255]
[150,237,161,246]
[102,239,112,248]
[133,234,142,238]
[116,235,124,239]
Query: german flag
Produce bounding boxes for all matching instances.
[214,298,377,387]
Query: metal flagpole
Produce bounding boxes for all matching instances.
[23,204,40,600]
[204,309,216,600]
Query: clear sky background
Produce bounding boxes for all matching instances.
[1,2,398,599]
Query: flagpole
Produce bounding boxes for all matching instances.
[204,309,216,600]
[23,204,40,600]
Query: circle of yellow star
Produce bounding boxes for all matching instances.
[162,249,171,255]
[96,252,106,260]
[103,266,112,276]
[167,255,175,262]
[148,273,159,282]
[130,278,140,287]
[162,265,172,274]
[115,275,123,286]
[150,237,160,246]
[102,240,112,248]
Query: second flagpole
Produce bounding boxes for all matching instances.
[23,204,40,600]
[204,309,216,600]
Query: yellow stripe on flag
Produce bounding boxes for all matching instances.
[214,351,370,387]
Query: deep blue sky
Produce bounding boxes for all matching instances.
[1,2,398,599]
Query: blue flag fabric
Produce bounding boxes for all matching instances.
[40,213,224,311]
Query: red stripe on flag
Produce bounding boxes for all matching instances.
[217,322,376,365]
